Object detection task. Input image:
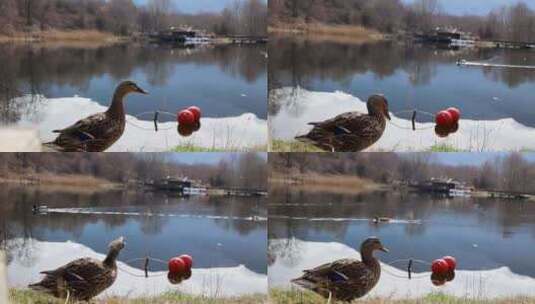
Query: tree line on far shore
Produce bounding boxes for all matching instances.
[0,0,267,37]
[269,0,535,43]
[270,153,535,194]
[0,153,267,190]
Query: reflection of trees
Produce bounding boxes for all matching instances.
[0,43,266,122]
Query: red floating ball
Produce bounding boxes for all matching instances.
[446,107,461,123]
[435,111,453,127]
[442,256,457,271]
[179,254,193,270]
[178,124,195,137]
[178,110,196,126]
[431,259,450,275]
[168,257,186,274]
[187,106,202,122]
[168,271,183,285]
[431,272,447,286]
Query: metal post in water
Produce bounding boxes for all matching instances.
[144,257,149,278]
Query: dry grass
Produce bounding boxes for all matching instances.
[269,289,535,304]
[0,30,122,44]
[269,22,384,43]
[0,173,121,192]
[270,171,382,195]
[9,289,267,304]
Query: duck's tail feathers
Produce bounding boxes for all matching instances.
[295,134,312,143]
[291,277,318,290]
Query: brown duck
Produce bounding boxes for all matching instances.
[292,237,388,303]
[296,95,391,152]
[29,237,125,301]
[44,81,148,152]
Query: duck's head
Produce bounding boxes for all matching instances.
[116,81,148,96]
[367,95,391,120]
[361,237,389,254]
[109,236,126,253]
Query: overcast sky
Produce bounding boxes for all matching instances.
[132,0,266,14]
[401,0,535,15]
[428,153,535,166]
[166,153,267,165]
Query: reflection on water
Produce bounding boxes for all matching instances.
[269,37,535,127]
[0,185,267,274]
[268,187,535,278]
[0,42,267,123]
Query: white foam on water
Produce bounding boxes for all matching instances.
[269,239,535,299]
[44,208,267,222]
[270,87,535,151]
[7,239,267,298]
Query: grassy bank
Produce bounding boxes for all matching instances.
[270,289,535,304]
[270,171,382,195]
[171,144,267,152]
[0,30,123,44]
[270,140,324,152]
[269,22,383,43]
[10,289,267,304]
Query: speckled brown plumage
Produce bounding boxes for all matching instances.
[292,237,388,302]
[44,81,148,152]
[29,237,125,301]
[296,95,391,152]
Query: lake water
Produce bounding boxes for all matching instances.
[268,187,535,297]
[0,42,267,122]
[0,185,267,275]
[0,42,268,151]
[269,37,535,151]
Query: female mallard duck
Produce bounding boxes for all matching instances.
[44,81,148,152]
[296,95,391,152]
[292,237,388,303]
[29,237,125,301]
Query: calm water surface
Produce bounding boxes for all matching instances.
[269,187,535,277]
[0,185,267,274]
[269,37,535,127]
[0,42,267,123]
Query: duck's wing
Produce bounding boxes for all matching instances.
[30,258,100,294]
[53,112,108,136]
[48,112,117,151]
[309,112,381,138]
[292,258,371,290]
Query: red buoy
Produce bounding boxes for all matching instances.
[187,106,202,122]
[178,110,196,125]
[442,256,457,271]
[446,107,461,123]
[179,254,193,270]
[435,111,453,127]
[168,257,186,274]
[431,272,447,286]
[431,259,450,275]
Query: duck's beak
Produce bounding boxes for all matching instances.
[380,246,389,253]
[385,111,391,121]
[136,86,149,95]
